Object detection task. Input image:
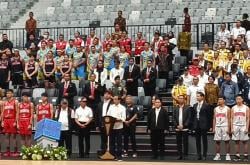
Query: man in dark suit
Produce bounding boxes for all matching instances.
[192,92,213,160]
[141,60,157,96]
[83,73,102,119]
[96,90,113,154]
[123,57,141,96]
[173,95,191,160]
[57,73,77,109]
[147,97,169,160]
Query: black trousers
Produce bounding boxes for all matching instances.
[0,80,9,89]
[195,127,208,158]
[123,125,136,152]
[180,49,191,64]
[26,75,37,88]
[126,83,138,96]
[144,85,155,96]
[78,125,90,157]
[12,72,23,87]
[58,130,72,156]
[110,129,123,159]
[100,127,107,153]
[150,129,165,157]
[176,131,189,157]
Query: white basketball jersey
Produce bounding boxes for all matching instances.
[232,105,247,126]
[215,106,228,127]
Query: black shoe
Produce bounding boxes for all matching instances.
[233,155,241,161]
[85,154,90,158]
[197,156,202,160]
[151,156,158,160]
[243,155,248,162]
[177,156,183,160]
[203,156,207,160]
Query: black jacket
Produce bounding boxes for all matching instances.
[96,100,112,128]
[57,81,77,108]
[54,107,74,131]
[123,65,140,86]
[83,81,102,103]
[141,67,157,89]
[191,102,213,130]
[147,107,169,130]
[173,105,191,129]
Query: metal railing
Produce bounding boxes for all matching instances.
[0,22,234,49]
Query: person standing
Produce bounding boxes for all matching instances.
[192,92,213,160]
[231,95,249,161]
[204,76,220,109]
[36,93,53,122]
[141,60,157,96]
[54,99,74,157]
[123,58,140,96]
[122,95,138,158]
[75,97,93,158]
[0,53,11,89]
[10,50,24,89]
[173,95,191,160]
[17,92,34,148]
[1,90,19,157]
[216,23,231,48]
[134,32,146,64]
[57,73,77,109]
[220,73,239,108]
[212,96,231,161]
[43,51,56,89]
[25,54,39,88]
[107,95,126,161]
[187,77,205,107]
[147,97,169,160]
[0,34,13,53]
[114,11,126,32]
[25,12,37,41]
[96,90,113,154]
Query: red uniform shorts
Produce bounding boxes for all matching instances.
[3,118,16,134]
[18,119,32,135]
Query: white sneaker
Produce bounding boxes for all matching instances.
[213,153,221,161]
[226,154,231,161]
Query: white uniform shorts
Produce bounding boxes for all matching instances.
[214,126,230,141]
[232,125,249,141]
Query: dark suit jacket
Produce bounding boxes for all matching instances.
[147,107,169,130]
[96,100,112,128]
[191,102,213,130]
[141,67,157,89]
[124,65,140,87]
[57,81,77,108]
[173,105,191,129]
[83,81,102,103]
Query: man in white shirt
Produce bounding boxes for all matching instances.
[198,67,209,87]
[231,20,246,42]
[96,90,113,154]
[75,97,93,158]
[55,99,75,157]
[216,23,231,47]
[110,61,124,83]
[107,95,126,161]
[181,67,193,88]
[187,77,205,107]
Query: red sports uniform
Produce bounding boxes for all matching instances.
[158,40,168,53]
[18,102,32,135]
[135,38,146,56]
[37,103,51,122]
[188,65,200,77]
[119,38,132,55]
[74,37,83,47]
[2,99,17,134]
[102,40,113,51]
[56,40,67,51]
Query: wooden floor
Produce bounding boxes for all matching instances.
[0,160,247,165]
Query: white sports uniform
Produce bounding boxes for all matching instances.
[214,106,230,141]
[232,105,249,141]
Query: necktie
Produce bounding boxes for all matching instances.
[146,67,150,79]
[91,82,95,98]
[63,81,69,96]
[197,103,201,120]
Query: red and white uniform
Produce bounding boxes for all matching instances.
[56,40,67,51]
[232,105,249,141]
[2,99,17,134]
[74,37,84,47]
[102,39,113,52]
[18,102,32,135]
[119,38,132,55]
[86,36,96,47]
[37,103,52,122]
[135,38,146,56]
[214,106,230,141]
